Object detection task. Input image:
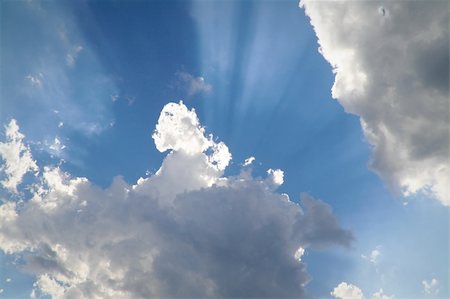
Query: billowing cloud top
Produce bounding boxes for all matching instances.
[0,120,38,193]
[0,102,352,298]
[301,0,449,205]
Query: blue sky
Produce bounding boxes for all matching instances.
[0,1,448,299]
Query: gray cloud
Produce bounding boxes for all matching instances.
[0,102,351,298]
[301,0,449,204]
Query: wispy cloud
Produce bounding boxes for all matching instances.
[65,45,83,67]
[422,278,439,295]
[175,71,212,97]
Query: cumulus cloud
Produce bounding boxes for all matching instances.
[332,282,364,299]
[300,1,449,204]
[0,120,39,193]
[422,278,439,295]
[0,102,352,298]
[175,71,213,96]
[331,282,393,299]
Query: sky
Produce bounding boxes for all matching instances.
[0,0,448,299]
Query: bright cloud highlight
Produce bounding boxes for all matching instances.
[0,120,38,193]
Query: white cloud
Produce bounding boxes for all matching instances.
[294,246,305,262]
[49,137,66,155]
[422,278,439,295]
[332,283,394,299]
[26,73,44,88]
[243,156,255,166]
[0,120,39,193]
[300,1,449,205]
[175,71,213,96]
[362,246,381,264]
[6,278,11,282]
[267,168,284,187]
[331,282,364,299]
[0,102,352,298]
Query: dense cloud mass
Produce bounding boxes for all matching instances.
[0,102,352,298]
[301,1,450,204]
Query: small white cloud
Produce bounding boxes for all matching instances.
[0,288,3,294]
[66,45,83,67]
[26,73,44,88]
[362,246,381,264]
[58,122,64,128]
[111,94,119,102]
[49,137,66,155]
[267,168,284,187]
[331,282,364,299]
[294,246,305,262]
[0,120,39,193]
[6,278,11,282]
[243,156,255,166]
[175,71,212,96]
[422,278,439,295]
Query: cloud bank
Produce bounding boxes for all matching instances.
[0,102,352,298]
[301,1,449,204]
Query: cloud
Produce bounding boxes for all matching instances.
[0,120,39,193]
[48,137,66,156]
[361,246,381,264]
[331,282,394,299]
[243,156,255,166]
[0,102,352,298]
[422,278,439,295]
[66,45,83,67]
[331,282,364,299]
[175,71,213,96]
[371,289,394,299]
[2,2,118,141]
[26,73,44,88]
[300,1,449,205]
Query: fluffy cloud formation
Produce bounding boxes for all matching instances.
[332,282,364,299]
[0,102,352,298]
[0,120,38,193]
[300,1,449,204]
[175,71,213,96]
[331,282,393,299]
